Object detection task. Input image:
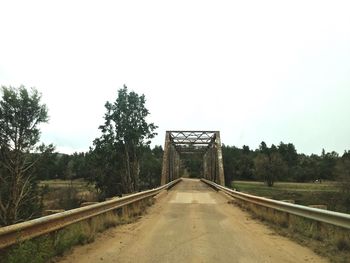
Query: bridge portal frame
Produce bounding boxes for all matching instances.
[160,131,225,186]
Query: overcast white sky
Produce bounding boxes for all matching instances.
[1,0,350,155]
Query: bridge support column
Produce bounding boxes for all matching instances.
[215,131,225,186]
[175,151,181,180]
[202,132,225,186]
[161,132,170,185]
[203,152,208,180]
[161,132,181,185]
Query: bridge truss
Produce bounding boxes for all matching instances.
[160,131,225,185]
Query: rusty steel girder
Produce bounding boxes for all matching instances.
[161,131,225,186]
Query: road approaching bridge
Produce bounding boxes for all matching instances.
[58,179,328,263]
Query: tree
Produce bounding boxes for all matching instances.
[254,152,287,187]
[259,141,268,154]
[293,154,319,182]
[236,155,255,180]
[34,151,59,180]
[278,142,298,167]
[183,153,203,178]
[87,139,124,199]
[242,145,250,154]
[139,146,162,189]
[92,86,157,195]
[320,150,338,180]
[222,145,241,185]
[0,86,52,226]
[335,151,350,212]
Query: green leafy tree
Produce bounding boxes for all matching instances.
[139,146,163,189]
[335,151,350,212]
[55,154,70,179]
[92,85,157,195]
[152,145,163,159]
[71,152,89,179]
[87,139,124,199]
[0,86,52,226]
[222,145,239,185]
[278,142,298,167]
[236,154,255,180]
[183,153,203,178]
[259,141,269,154]
[34,152,59,180]
[320,149,338,180]
[293,154,319,182]
[254,151,287,187]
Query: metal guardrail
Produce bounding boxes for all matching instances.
[201,179,350,229]
[0,178,182,249]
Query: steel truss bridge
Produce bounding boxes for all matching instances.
[160,131,225,185]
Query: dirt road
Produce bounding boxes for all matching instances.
[58,179,328,263]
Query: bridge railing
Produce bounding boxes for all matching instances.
[201,179,350,229]
[0,178,182,249]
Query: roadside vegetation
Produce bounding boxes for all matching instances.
[0,200,153,263]
[222,143,350,213]
[39,179,97,211]
[232,193,350,263]
[0,85,162,262]
[232,181,344,212]
[0,86,53,226]
[0,85,161,227]
[186,142,350,212]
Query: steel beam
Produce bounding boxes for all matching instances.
[161,132,170,185]
[215,131,225,186]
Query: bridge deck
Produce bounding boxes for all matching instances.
[58,179,328,263]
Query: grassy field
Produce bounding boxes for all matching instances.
[231,181,350,262]
[38,179,91,189]
[231,180,345,212]
[38,179,97,211]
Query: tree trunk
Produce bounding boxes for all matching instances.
[132,148,140,192]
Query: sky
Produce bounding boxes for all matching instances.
[0,0,350,155]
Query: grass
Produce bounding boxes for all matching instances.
[231,198,350,262]
[232,180,339,192]
[232,180,344,212]
[39,179,98,211]
[38,179,95,196]
[230,180,350,262]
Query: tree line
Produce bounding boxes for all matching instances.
[33,145,163,198]
[36,141,349,189]
[222,142,350,187]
